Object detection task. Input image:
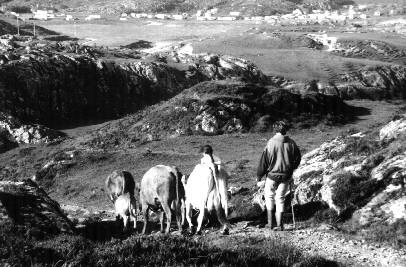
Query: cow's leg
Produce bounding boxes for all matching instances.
[141,203,149,235]
[185,200,194,233]
[160,211,165,233]
[196,203,206,235]
[180,199,186,227]
[161,201,172,234]
[130,211,137,229]
[175,199,184,231]
[122,214,129,231]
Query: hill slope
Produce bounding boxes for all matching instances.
[2,0,400,15]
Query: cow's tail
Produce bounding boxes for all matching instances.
[171,166,180,209]
[217,169,229,218]
[211,164,222,207]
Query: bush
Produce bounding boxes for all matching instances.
[343,219,406,248]
[0,223,339,266]
[360,219,406,248]
[331,172,384,213]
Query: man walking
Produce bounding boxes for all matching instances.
[256,121,301,230]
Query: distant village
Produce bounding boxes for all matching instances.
[0,3,405,32]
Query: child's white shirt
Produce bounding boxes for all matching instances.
[200,154,221,166]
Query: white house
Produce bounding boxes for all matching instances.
[172,14,186,20]
[155,14,169,19]
[85,14,101,21]
[33,10,48,20]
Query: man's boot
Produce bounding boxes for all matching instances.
[274,211,284,231]
[265,209,274,228]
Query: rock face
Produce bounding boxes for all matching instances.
[379,114,406,142]
[87,81,352,149]
[290,114,406,226]
[336,65,406,100]
[0,128,17,153]
[0,112,64,146]
[0,39,266,128]
[32,150,78,183]
[0,179,74,234]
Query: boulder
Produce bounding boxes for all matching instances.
[351,184,405,226]
[285,114,406,225]
[379,114,406,141]
[0,180,74,234]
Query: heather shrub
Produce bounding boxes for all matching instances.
[331,172,384,212]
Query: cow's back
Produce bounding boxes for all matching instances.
[140,165,176,206]
[185,164,214,207]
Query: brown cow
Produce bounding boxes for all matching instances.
[140,165,185,234]
[105,170,136,203]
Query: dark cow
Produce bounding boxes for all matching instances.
[140,165,185,234]
[105,170,136,203]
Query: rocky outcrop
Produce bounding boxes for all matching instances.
[0,39,267,128]
[289,114,406,225]
[379,114,406,142]
[0,179,74,234]
[0,112,64,146]
[86,81,353,149]
[32,150,78,183]
[0,128,17,153]
[336,65,406,100]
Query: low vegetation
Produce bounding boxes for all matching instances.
[0,221,337,267]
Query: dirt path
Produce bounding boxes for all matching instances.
[61,203,406,267]
[207,222,406,267]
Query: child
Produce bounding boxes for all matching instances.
[200,145,221,178]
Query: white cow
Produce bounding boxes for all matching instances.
[182,164,230,235]
[114,193,137,230]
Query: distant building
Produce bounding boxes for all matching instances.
[33,10,48,20]
[85,14,101,21]
[374,11,381,16]
[172,14,186,20]
[155,14,169,20]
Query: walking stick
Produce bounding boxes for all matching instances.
[290,180,296,229]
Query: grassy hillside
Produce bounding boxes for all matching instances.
[2,0,399,15]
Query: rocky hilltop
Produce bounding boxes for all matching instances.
[0,36,266,129]
[86,80,353,149]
